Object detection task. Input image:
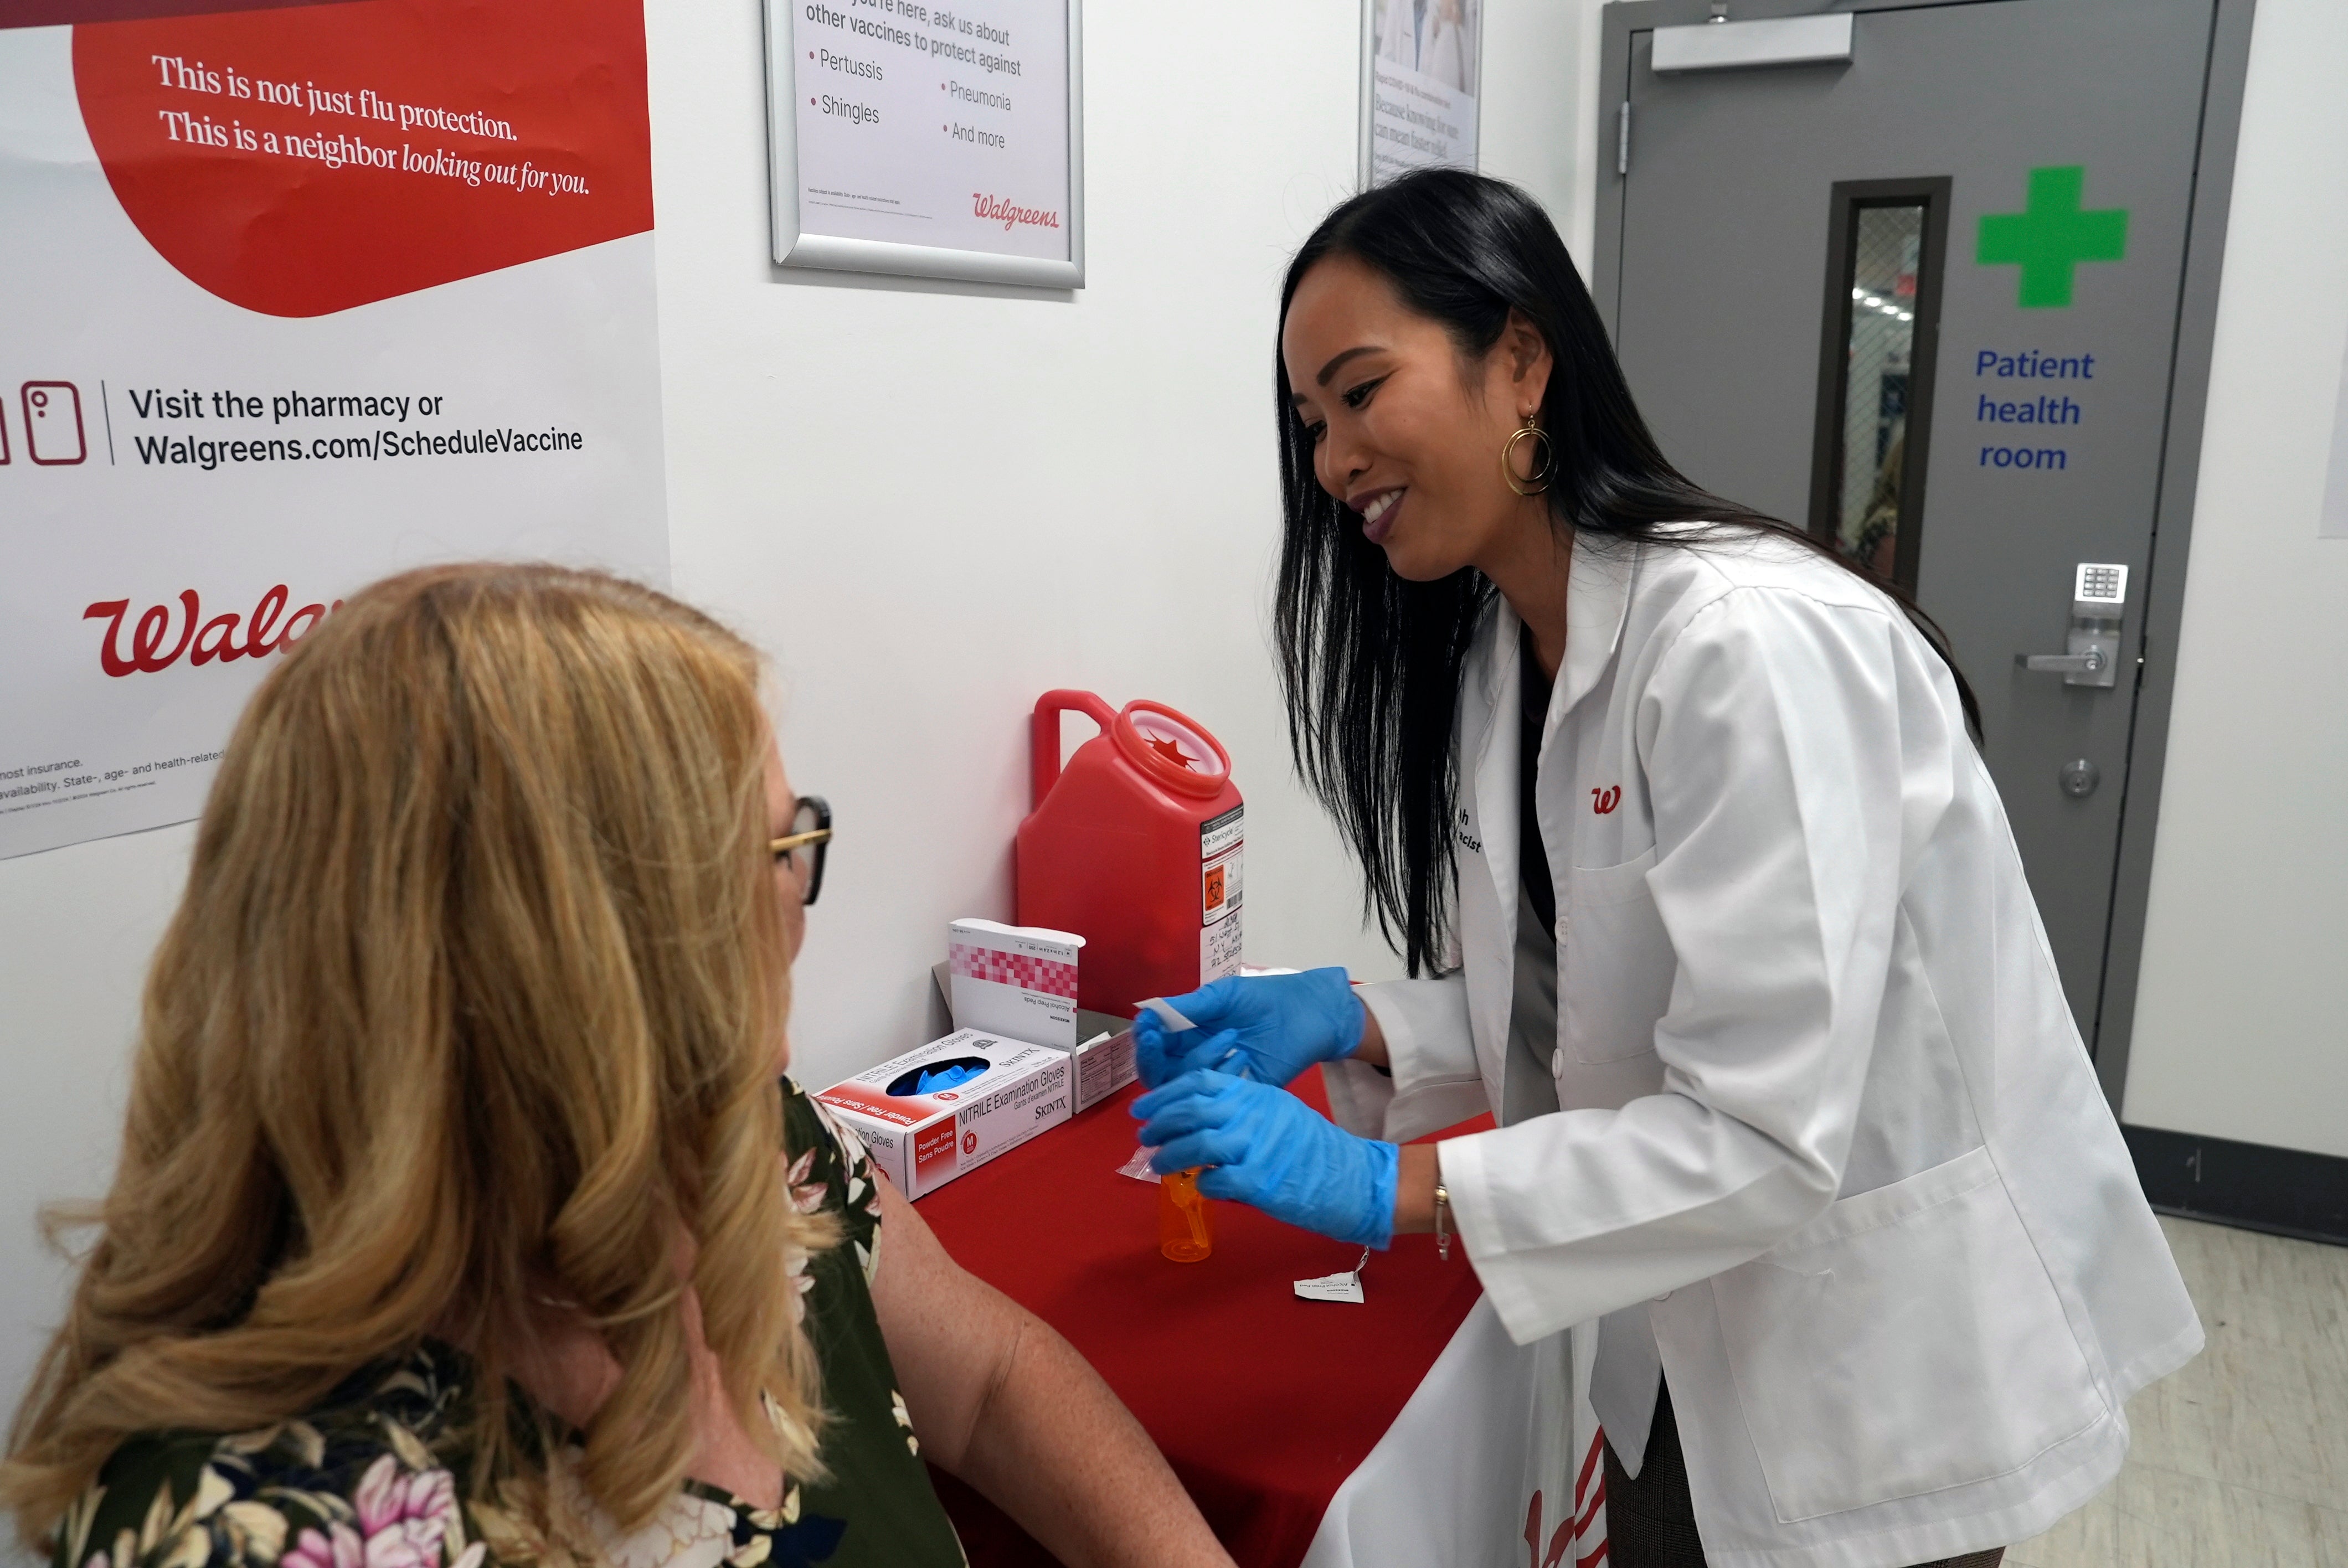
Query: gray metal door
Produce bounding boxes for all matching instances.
[1594,0,2226,1051]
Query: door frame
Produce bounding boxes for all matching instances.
[1590,0,2258,1113]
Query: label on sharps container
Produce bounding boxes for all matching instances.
[1199,804,1243,983]
[1202,909,1242,983]
[1201,803,1244,862]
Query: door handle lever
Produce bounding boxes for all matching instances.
[2020,564,2129,689]
[2017,649,2106,675]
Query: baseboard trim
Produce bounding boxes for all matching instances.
[2123,1123,2348,1247]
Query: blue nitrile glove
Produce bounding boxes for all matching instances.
[1130,967,1366,1089]
[1131,1069,1399,1249]
[914,1062,986,1094]
[1133,1027,1241,1094]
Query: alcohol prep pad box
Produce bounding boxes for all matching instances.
[948,919,1084,1048]
[1065,1026,1136,1113]
[816,1029,1072,1199]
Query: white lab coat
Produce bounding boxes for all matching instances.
[1322,529,2200,1568]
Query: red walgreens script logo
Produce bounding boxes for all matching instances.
[1590,786,1622,816]
[970,192,1060,231]
[83,585,339,677]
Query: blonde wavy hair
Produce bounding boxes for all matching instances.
[3,563,834,1551]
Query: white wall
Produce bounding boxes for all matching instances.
[653,0,1579,1094]
[2119,0,2348,1159]
[653,0,1374,1097]
[1480,0,1589,239]
[1553,0,1608,269]
[0,0,1587,1432]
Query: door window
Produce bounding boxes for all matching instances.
[1806,180,1950,591]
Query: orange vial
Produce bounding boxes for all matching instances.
[1158,1169,1214,1262]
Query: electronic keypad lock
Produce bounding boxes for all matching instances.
[2016,563,2126,689]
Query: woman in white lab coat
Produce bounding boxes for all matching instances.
[1131,169,2202,1568]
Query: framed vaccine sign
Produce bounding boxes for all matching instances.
[763,0,1084,287]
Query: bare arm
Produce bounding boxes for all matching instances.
[1339,1002,1446,1234]
[869,1174,1234,1568]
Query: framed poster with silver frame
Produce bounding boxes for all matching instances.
[762,0,1083,288]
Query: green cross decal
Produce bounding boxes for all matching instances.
[1977,166,2129,308]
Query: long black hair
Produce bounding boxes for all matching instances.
[1273,168,1978,976]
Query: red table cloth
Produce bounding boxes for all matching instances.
[914,1070,1492,1567]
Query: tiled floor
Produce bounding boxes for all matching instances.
[2009,1215,2348,1568]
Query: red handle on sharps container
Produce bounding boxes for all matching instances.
[1031,689,1120,810]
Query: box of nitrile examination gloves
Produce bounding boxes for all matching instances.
[948,919,1083,1048]
[815,1030,1072,1199]
[932,956,1135,1113]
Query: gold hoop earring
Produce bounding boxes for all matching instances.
[1502,419,1554,497]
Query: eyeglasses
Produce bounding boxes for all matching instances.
[770,796,832,906]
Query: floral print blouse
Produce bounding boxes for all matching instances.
[55,1080,966,1568]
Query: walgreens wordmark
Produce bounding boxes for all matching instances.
[82,585,340,677]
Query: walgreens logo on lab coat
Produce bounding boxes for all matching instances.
[81,585,339,676]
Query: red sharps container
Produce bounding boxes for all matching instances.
[1016,690,1243,1017]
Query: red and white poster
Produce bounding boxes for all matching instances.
[0,0,670,859]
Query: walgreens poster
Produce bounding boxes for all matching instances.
[0,0,670,859]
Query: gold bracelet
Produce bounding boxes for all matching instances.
[1433,1180,1453,1261]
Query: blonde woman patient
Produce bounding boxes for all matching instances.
[2,564,1232,1568]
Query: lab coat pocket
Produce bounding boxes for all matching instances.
[1711,1145,2104,1524]
[1561,848,1669,1064]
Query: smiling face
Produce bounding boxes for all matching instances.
[1281,252,1556,582]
